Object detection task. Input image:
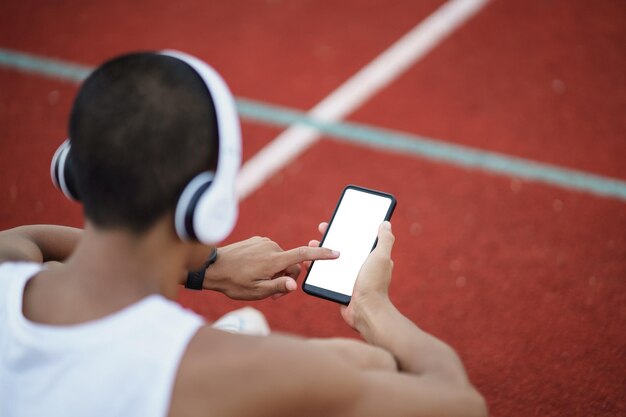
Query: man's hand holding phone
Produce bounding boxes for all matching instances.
[305,220,396,330]
[340,221,394,330]
[302,218,487,416]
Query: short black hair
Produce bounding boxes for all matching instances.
[69,52,219,234]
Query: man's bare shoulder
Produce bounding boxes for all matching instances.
[168,325,360,417]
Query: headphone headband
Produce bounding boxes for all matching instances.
[160,50,242,244]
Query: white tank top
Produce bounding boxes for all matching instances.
[0,262,204,417]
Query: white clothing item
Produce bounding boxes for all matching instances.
[211,306,270,336]
[0,262,204,417]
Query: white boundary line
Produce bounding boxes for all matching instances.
[4,44,626,202]
[236,0,491,199]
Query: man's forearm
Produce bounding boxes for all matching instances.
[307,337,397,371]
[357,299,469,385]
[0,225,82,263]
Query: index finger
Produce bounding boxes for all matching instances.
[373,221,395,258]
[277,246,340,268]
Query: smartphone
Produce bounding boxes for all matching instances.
[303,185,396,305]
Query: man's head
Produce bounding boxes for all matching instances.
[68,52,221,235]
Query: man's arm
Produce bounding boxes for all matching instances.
[171,222,487,417]
[0,226,334,301]
[306,337,397,371]
[342,222,471,385]
[172,327,484,417]
[0,225,82,263]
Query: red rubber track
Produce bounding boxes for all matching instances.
[352,0,626,179]
[207,138,625,416]
[1,1,625,416]
[0,0,444,109]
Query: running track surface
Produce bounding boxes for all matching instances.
[1,1,625,416]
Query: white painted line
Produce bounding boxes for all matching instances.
[236,0,491,200]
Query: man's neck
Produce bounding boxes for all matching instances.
[23,221,188,325]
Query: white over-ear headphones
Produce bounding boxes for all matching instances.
[50,138,79,201]
[50,50,242,245]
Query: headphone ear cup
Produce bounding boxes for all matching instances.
[175,171,215,242]
[50,140,80,201]
[193,187,238,245]
[175,171,238,245]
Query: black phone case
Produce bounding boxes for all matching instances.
[302,185,397,305]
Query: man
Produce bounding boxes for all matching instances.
[0,51,486,417]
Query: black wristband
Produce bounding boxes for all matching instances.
[184,247,218,290]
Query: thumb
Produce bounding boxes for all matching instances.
[255,276,297,299]
[373,221,395,258]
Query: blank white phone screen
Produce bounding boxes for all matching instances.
[306,189,392,296]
